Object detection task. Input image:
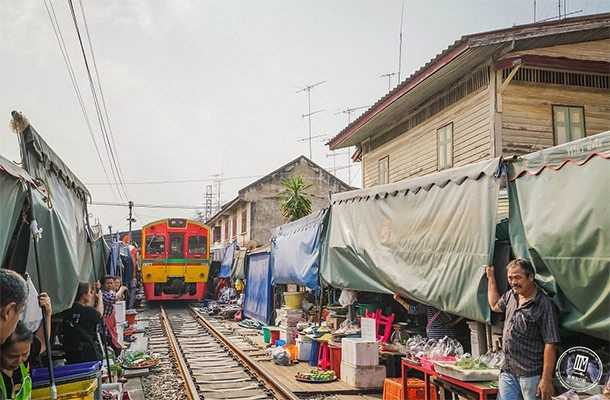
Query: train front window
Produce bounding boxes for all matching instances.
[146,235,165,255]
[188,236,207,255]
[169,234,184,258]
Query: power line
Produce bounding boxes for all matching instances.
[91,201,205,210]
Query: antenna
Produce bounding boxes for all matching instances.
[334,105,369,183]
[380,72,398,92]
[398,0,405,83]
[297,81,326,159]
[326,151,349,176]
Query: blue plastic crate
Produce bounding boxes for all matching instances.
[32,361,101,385]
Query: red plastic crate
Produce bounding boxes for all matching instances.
[383,378,402,400]
[383,378,438,400]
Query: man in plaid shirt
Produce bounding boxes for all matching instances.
[486,259,560,400]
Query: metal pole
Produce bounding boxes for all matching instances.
[16,116,57,400]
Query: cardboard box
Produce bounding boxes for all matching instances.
[341,337,379,366]
[326,315,347,331]
[341,361,386,388]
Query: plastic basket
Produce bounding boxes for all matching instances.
[283,344,297,360]
[383,378,402,400]
[32,362,101,388]
[32,378,98,400]
[357,303,384,316]
[406,377,437,400]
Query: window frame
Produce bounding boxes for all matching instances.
[213,226,221,243]
[437,123,453,171]
[241,209,248,234]
[378,156,389,185]
[552,105,585,145]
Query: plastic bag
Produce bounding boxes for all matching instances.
[272,346,291,365]
[338,289,357,306]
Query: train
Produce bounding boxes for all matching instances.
[141,218,211,301]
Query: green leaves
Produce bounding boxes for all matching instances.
[277,175,314,222]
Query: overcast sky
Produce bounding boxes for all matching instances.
[1,0,608,233]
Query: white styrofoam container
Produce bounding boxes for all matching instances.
[468,322,504,357]
[115,301,126,323]
[279,326,298,344]
[116,323,123,344]
[341,338,379,366]
[296,340,312,361]
[340,361,386,388]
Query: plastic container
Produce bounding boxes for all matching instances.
[404,377,437,400]
[283,291,306,309]
[262,326,271,343]
[275,339,286,347]
[283,344,298,361]
[125,310,137,325]
[382,378,402,400]
[32,362,101,387]
[329,343,342,379]
[31,378,99,400]
[357,303,384,316]
[309,340,321,366]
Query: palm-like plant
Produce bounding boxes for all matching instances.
[278,175,314,222]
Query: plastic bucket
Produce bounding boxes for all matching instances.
[125,312,136,326]
[262,326,271,343]
[283,344,298,361]
[329,344,342,378]
[357,303,384,316]
[283,291,306,309]
[275,339,286,347]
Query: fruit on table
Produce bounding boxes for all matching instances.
[295,369,336,381]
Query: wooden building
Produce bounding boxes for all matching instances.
[328,13,610,188]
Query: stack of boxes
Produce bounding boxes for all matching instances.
[341,338,386,388]
[275,308,303,345]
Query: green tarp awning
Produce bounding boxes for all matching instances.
[320,158,502,323]
[508,132,610,340]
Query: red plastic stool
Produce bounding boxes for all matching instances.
[317,341,331,370]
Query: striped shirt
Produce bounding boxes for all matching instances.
[497,288,560,377]
[407,304,457,340]
[97,290,117,335]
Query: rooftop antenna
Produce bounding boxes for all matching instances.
[334,105,369,183]
[297,81,326,159]
[398,0,405,83]
[380,72,398,92]
[326,151,349,176]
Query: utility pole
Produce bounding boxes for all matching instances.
[205,184,213,221]
[297,81,325,159]
[127,201,136,245]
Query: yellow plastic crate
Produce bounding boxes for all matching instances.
[32,378,98,400]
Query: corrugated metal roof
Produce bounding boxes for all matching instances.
[328,13,610,150]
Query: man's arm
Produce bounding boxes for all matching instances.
[485,265,502,313]
[34,292,52,355]
[537,343,557,400]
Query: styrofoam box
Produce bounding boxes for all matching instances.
[115,301,126,323]
[340,361,386,388]
[296,340,312,361]
[279,326,298,344]
[116,323,123,343]
[467,322,503,358]
[341,338,379,366]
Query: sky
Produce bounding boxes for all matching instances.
[1,0,608,233]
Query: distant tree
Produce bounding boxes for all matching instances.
[278,175,314,222]
[193,210,206,223]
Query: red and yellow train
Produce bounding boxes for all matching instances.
[141,218,210,301]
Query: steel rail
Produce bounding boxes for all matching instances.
[188,305,301,400]
[160,305,201,400]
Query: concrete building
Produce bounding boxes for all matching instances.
[205,155,351,252]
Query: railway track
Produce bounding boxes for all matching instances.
[157,303,302,400]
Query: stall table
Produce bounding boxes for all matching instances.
[401,359,498,400]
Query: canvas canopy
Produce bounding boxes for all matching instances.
[243,251,272,325]
[219,240,236,278]
[320,158,502,323]
[1,124,107,312]
[270,209,326,289]
[507,132,610,340]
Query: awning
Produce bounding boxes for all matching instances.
[232,249,247,280]
[219,240,237,278]
[270,209,327,289]
[320,158,502,323]
[508,132,610,340]
[0,155,31,263]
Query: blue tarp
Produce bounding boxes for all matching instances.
[270,209,326,289]
[243,252,272,325]
[219,240,236,278]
